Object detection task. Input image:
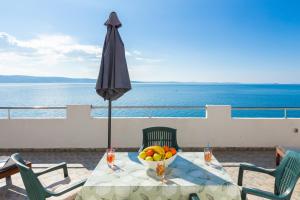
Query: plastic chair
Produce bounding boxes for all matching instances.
[238,151,300,200]
[189,193,200,200]
[139,126,181,152]
[11,153,86,200]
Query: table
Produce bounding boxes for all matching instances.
[0,156,32,184]
[76,152,241,200]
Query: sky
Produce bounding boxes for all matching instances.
[0,0,300,83]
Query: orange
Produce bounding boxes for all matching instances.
[146,149,154,157]
[163,145,169,152]
[169,148,177,155]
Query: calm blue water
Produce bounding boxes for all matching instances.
[0,83,300,118]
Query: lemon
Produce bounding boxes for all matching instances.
[153,153,162,161]
[165,151,173,159]
[145,156,154,161]
[139,151,147,160]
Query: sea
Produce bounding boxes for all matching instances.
[0,83,300,118]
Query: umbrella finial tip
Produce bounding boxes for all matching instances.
[105,11,122,28]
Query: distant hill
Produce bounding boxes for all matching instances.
[0,75,96,83]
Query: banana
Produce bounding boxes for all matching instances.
[143,146,165,155]
[152,146,165,155]
[143,146,155,153]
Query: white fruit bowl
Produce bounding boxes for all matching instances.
[138,154,178,170]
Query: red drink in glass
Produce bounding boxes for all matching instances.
[156,162,166,183]
[204,147,212,163]
[106,148,115,168]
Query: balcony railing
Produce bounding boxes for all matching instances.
[91,105,204,109]
[0,106,66,119]
[0,105,300,119]
[232,107,300,118]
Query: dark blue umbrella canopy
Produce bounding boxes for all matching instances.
[95,12,131,148]
[96,12,131,101]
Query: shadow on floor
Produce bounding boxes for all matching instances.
[0,184,27,200]
[213,150,276,168]
[1,151,102,171]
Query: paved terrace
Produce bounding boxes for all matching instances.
[0,150,299,200]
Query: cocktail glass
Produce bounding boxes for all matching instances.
[106,148,115,168]
[156,161,166,183]
[204,147,212,164]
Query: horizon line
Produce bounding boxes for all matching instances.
[0,75,300,85]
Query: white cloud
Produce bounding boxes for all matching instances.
[133,50,142,55]
[135,57,163,63]
[0,32,102,77]
[0,32,162,78]
[132,50,163,63]
[0,32,101,58]
[125,51,132,56]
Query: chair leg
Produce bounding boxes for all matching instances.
[238,168,244,186]
[241,190,247,200]
[5,176,12,185]
[63,167,68,178]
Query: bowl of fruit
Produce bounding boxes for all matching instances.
[138,145,177,170]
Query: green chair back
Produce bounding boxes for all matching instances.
[274,151,300,197]
[142,127,180,150]
[11,153,48,200]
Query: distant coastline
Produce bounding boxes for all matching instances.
[0,75,95,83]
[0,75,146,84]
[0,75,298,85]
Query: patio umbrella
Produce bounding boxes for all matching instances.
[96,12,131,149]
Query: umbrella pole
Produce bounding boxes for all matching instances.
[108,99,112,149]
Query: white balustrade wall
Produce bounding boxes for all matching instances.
[0,105,299,149]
